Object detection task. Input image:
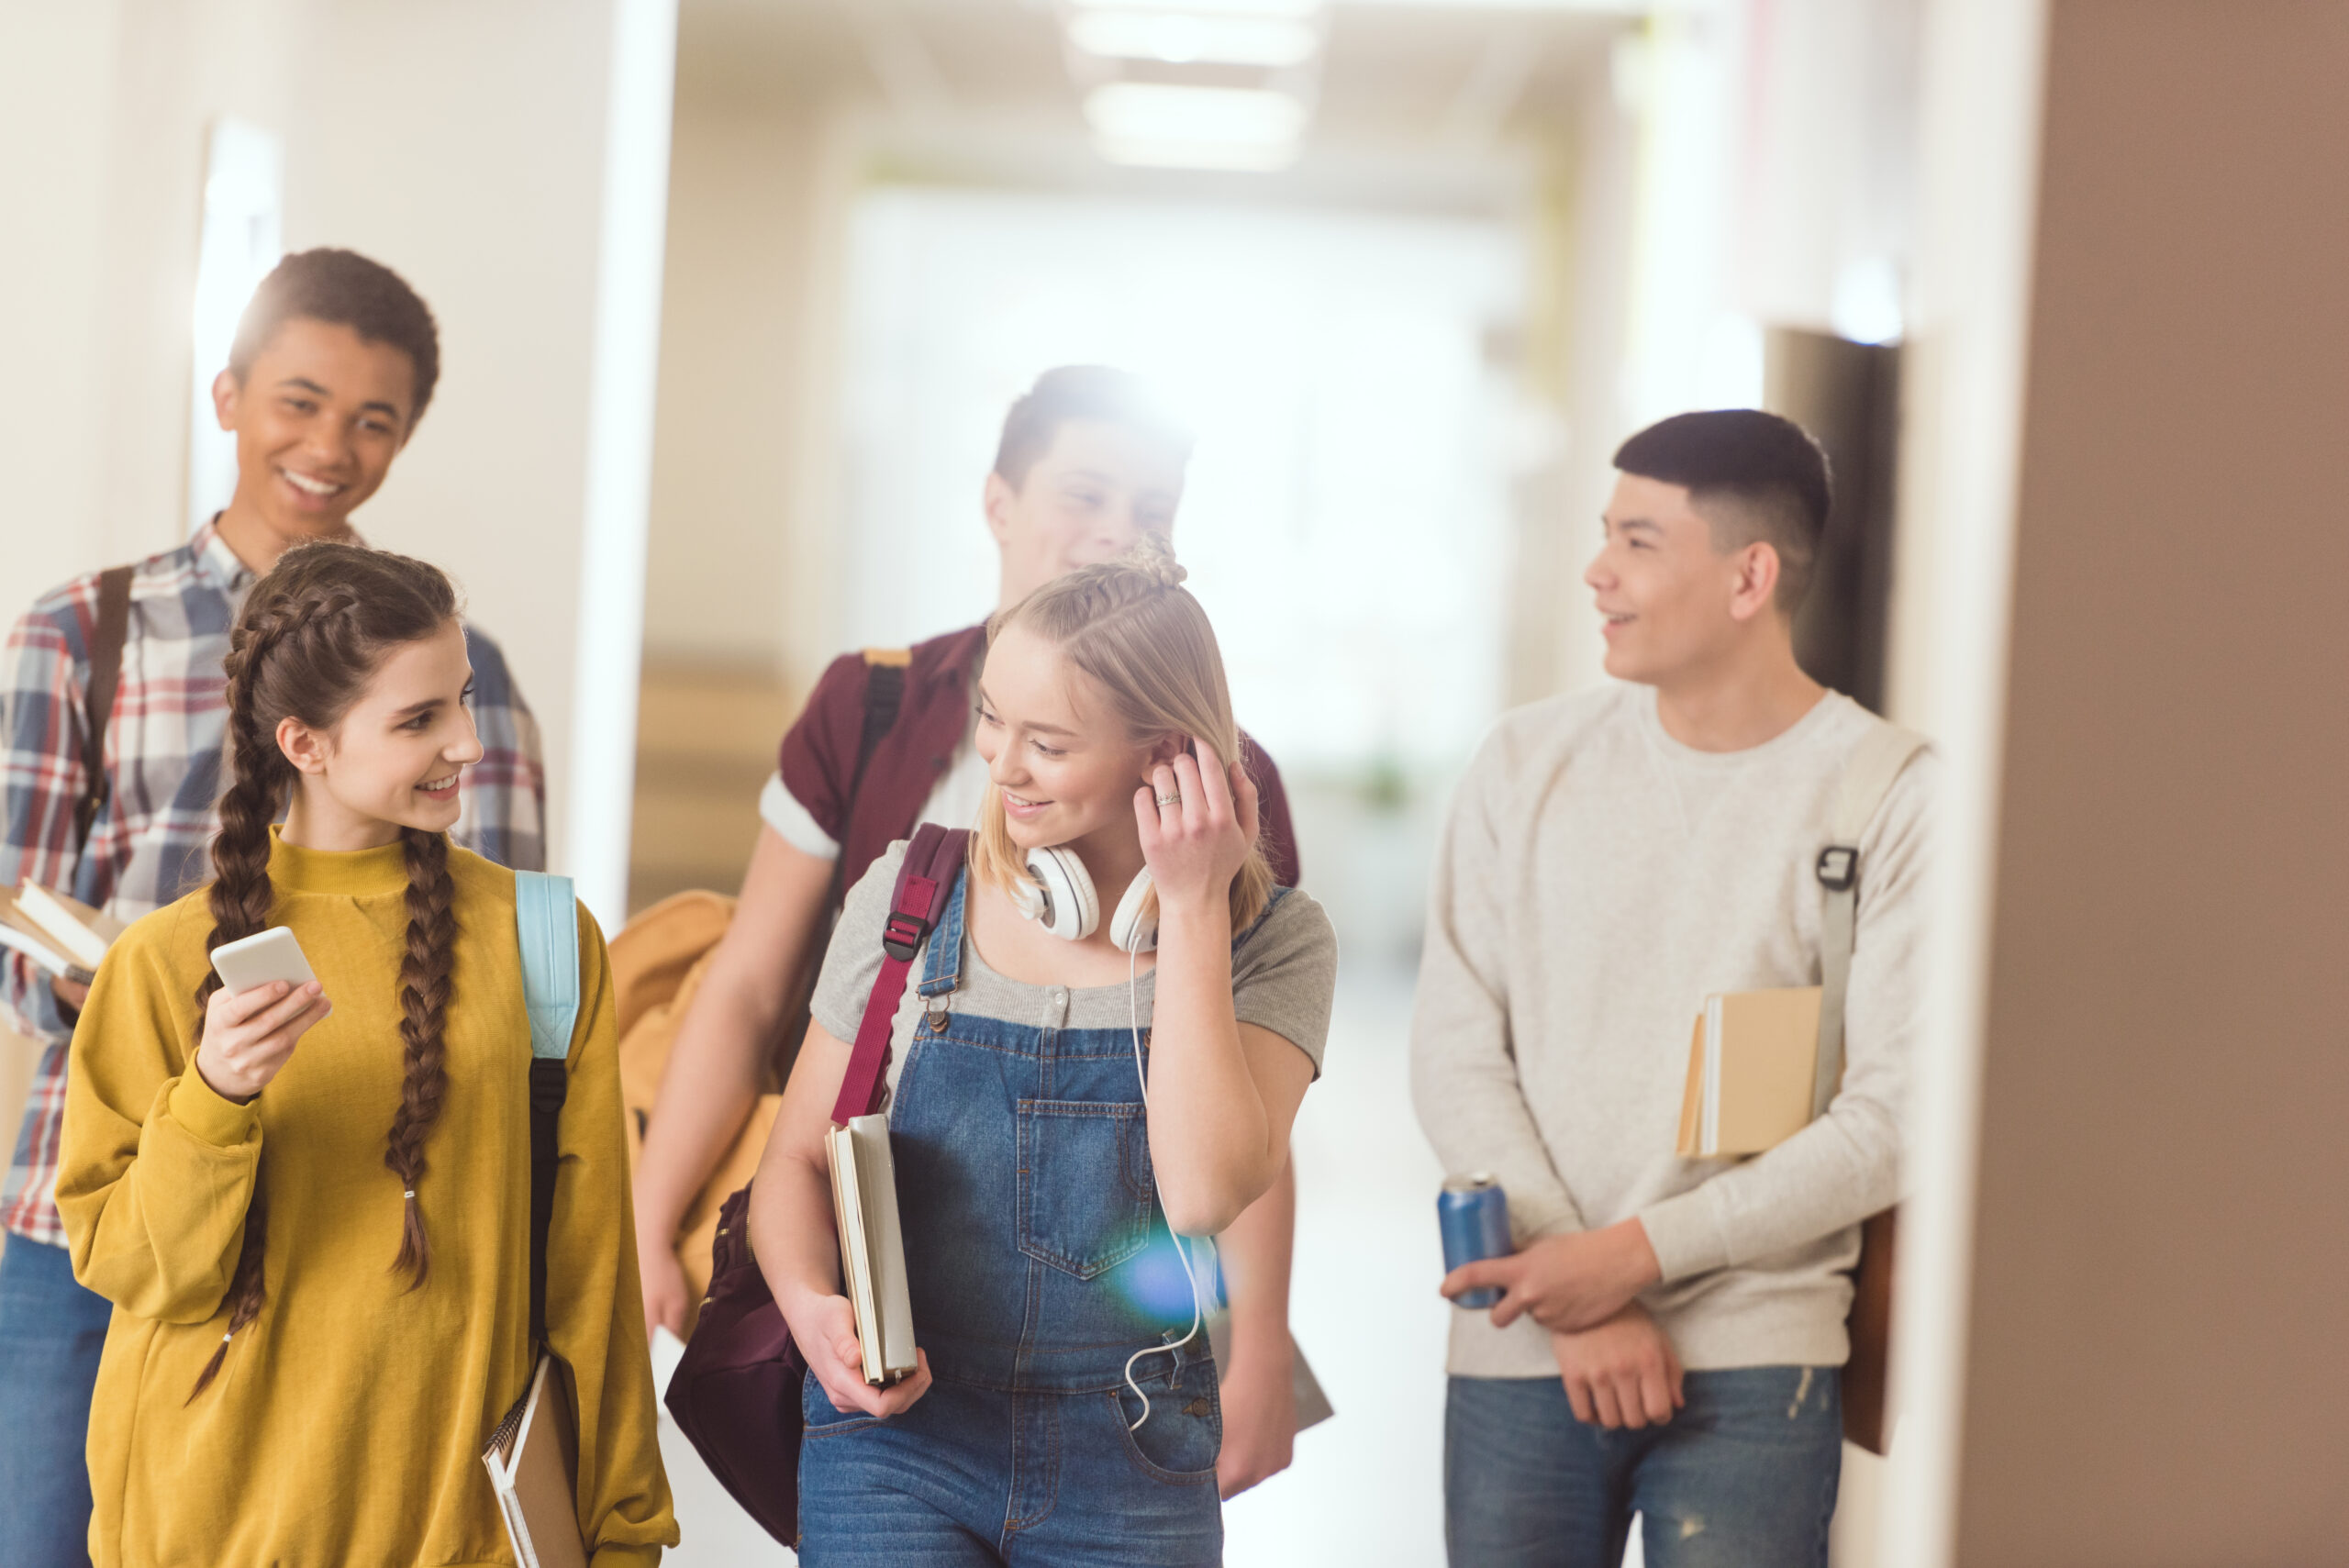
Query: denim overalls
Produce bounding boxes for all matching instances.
[798,866,1274,1567]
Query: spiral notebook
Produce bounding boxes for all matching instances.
[481,1354,585,1568]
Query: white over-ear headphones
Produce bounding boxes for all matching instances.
[1016,845,1158,953]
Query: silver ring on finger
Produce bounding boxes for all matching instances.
[1156,793,1182,807]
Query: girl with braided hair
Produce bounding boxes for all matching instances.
[55,542,675,1567]
[750,538,1337,1565]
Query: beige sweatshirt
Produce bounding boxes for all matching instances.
[1409,684,1934,1376]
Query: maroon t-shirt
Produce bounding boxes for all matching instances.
[777,622,1303,908]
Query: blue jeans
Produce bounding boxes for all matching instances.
[798,1360,1222,1566]
[0,1237,113,1568]
[1445,1367,1842,1568]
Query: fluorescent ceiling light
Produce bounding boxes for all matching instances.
[1068,11,1321,68]
[1070,0,1323,18]
[1095,135,1300,171]
[1085,82,1308,143]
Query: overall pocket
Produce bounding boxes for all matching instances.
[1017,1099,1154,1279]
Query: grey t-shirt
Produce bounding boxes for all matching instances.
[812,839,1340,1100]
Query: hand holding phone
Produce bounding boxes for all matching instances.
[210,927,319,995]
[198,928,329,1103]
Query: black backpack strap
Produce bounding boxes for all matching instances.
[72,566,134,854]
[774,649,912,1085]
[822,649,910,911]
[514,872,581,1347]
[529,1058,566,1344]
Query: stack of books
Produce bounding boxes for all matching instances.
[0,883,123,988]
[1675,985,1825,1158]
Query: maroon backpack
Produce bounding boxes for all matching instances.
[662,823,969,1544]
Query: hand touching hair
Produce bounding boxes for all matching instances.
[974,536,1275,929]
[186,541,462,1398]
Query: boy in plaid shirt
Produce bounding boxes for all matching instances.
[0,250,545,1562]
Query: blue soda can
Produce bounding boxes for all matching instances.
[1438,1174,1513,1309]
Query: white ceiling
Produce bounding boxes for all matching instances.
[676,0,1634,168]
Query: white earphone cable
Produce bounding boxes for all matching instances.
[1120,937,1204,1433]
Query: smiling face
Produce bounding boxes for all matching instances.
[214,317,417,543]
[974,622,1172,856]
[277,620,483,849]
[985,419,1186,608]
[1585,472,1788,686]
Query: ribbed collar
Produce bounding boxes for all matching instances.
[1632,684,1849,773]
[267,826,413,896]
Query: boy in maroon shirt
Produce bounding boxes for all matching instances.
[635,367,1310,1499]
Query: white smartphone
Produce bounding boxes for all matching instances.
[209,926,319,997]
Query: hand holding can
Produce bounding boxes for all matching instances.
[1438,1175,1514,1309]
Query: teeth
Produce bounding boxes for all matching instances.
[419,775,458,792]
[282,469,343,497]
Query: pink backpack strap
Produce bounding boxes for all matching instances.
[830,823,970,1126]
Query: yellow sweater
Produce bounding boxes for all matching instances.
[59,832,676,1567]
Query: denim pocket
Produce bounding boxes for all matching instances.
[1111,1372,1222,1485]
[799,1363,886,1439]
[1017,1098,1154,1280]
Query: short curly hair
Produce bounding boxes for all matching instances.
[228,249,441,426]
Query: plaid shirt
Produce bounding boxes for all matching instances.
[0,522,545,1244]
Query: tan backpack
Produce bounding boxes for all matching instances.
[612,889,778,1338]
[616,648,911,1335]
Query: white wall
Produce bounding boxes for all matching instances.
[642,93,850,682]
[274,0,622,876]
[0,0,299,590]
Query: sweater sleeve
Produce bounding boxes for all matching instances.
[1408,728,1589,1244]
[547,904,680,1561]
[1636,751,1937,1281]
[58,908,262,1323]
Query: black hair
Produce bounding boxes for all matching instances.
[1613,409,1832,611]
[228,249,441,426]
[992,366,1194,490]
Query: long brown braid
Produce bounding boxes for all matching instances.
[187,542,462,1399]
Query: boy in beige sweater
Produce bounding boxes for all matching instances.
[1411,410,1933,1566]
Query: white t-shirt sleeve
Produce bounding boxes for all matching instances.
[758,770,841,861]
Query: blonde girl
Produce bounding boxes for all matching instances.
[751,540,1338,1567]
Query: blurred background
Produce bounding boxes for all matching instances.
[6,1,2346,1564]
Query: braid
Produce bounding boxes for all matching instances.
[185,665,289,1400]
[178,540,462,1399]
[383,828,457,1286]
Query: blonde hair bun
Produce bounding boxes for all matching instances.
[1122,532,1188,592]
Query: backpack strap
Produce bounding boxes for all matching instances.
[72,566,135,855]
[1812,722,1931,1118]
[830,823,969,1127]
[818,649,913,911]
[777,648,915,1084]
[515,871,580,1344]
